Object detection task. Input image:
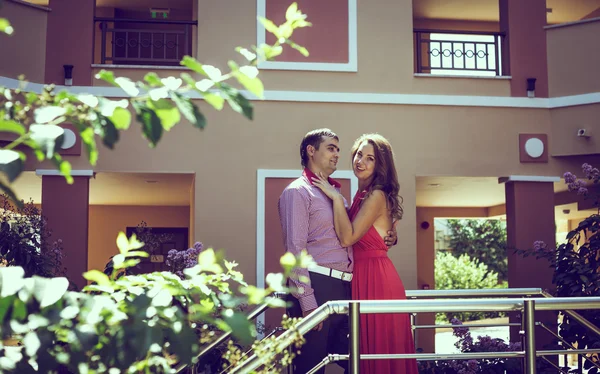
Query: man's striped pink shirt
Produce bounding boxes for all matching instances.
[278,169,353,312]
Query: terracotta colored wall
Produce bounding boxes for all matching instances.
[87,205,190,273]
[93,7,115,65]
[265,0,349,63]
[413,19,499,32]
[499,0,549,97]
[0,0,48,81]
[550,103,600,156]
[44,0,94,85]
[546,19,600,97]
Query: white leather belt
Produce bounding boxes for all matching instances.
[308,264,353,282]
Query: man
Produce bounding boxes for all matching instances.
[278,129,397,374]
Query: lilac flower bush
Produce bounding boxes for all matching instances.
[166,241,204,278]
[515,163,600,371]
[418,318,523,373]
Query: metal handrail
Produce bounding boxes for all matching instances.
[229,297,600,374]
[175,293,286,373]
[406,287,543,298]
[541,290,600,338]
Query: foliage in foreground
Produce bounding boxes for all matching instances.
[0,232,313,373]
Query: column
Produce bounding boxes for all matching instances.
[502,175,559,349]
[45,0,95,85]
[499,0,549,97]
[40,170,92,290]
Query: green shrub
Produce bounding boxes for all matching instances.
[435,251,506,323]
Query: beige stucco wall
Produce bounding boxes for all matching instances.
[31,100,599,292]
[86,0,511,96]
[550,103,600,156]
[547,18,600,97]
[0,0,48,82]
[87,205,190,273]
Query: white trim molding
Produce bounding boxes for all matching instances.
[2,76,600,109]
[498,175,561,184]
[36,169,94,177]
[255,0,358,72]
[255,169,357,328]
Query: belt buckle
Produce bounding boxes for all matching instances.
[341,272,352,282]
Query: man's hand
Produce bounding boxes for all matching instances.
[303,309,323,331]
[384,220,399,248]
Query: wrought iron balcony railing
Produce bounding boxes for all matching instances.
[94,18,197,66]
[414,29,505,76]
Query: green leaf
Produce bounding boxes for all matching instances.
[116,232,129,254]
[109,107,131,130]
[115,77,140,96]
[0,149,24,182]
[222,310,254,345]
[235,66,264,99]
[50,154,73,184]
[83,270,111,286]
[0,120,25,135]
[0,267,25,297]
[79,127,98,165]
[0,295,13,323]
[170,92,206,129]
[259,17,279,35]
[288,40,309,57]
[180,56,207,76]
[95,70,117,85]
[98,116,119,149]
[23,332,41,357]
[29,124,65,158]
[132,101,163,147]
[220,84,253,120]
[203,93,225,111]
[33,277,69,308]
[144,72,163,87]
[0,18,14,35]
[147,99,180,131]
[280,252,296,273]
[34,106,67,124]
[285,2,299,21]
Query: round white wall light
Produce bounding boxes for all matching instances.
[524,137,544,158]
[61,128,77,149]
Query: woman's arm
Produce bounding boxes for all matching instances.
[312,173,386,247]
[330,191,385,247]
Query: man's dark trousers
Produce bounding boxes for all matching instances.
[287,272,351,374]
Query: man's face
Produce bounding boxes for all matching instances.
[309,136,340,176]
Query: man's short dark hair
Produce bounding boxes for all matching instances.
[300,128,339,167]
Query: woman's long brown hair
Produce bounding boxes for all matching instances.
[351,133,404,221]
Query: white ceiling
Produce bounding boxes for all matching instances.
[10,171,193,206]
[416,176,593,221]
[412,0,599,24]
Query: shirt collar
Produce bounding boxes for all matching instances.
[303,167,341,189]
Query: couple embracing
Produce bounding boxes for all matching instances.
[278,129,418,374]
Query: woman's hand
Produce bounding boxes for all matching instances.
[312,172,342,201]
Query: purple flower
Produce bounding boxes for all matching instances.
[577,187,589,195]
[564,172,577,183]
[533,240,547,252]
[165,242,204,278]
[467,360,478,370]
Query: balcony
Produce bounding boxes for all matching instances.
[414,29,505,77]
[93,17,197,67]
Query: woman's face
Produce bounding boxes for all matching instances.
[353,141,376,181]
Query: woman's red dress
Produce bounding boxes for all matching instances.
[349,190,419,374]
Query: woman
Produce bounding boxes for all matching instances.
[312,133,418,374]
